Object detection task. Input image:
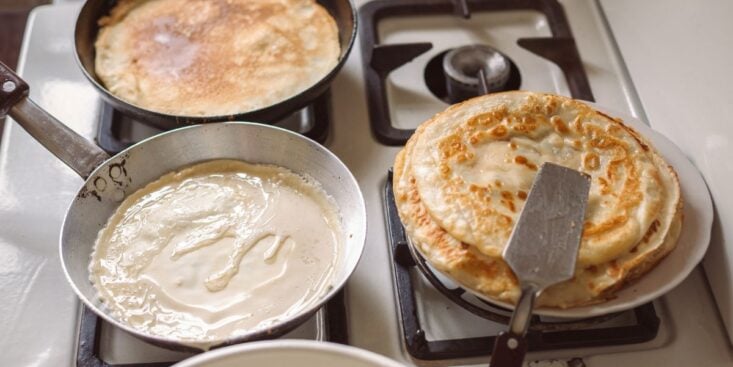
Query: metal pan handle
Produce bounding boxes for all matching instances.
[0,61,109,179]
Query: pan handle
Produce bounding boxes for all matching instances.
[0,61,110,179]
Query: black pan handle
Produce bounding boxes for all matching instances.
[0,61,110,179]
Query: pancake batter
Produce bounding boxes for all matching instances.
[89,160,342,348]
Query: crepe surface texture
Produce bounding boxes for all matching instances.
[393,91,682,308]
[95,0,340,116]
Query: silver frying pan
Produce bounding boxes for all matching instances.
[0,62,366,352]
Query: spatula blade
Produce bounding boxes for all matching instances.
[503,162,591,289]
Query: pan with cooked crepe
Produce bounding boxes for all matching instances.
[95,0,339,116]
[74,0,356,129]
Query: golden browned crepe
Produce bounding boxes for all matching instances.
[394,91,682,308]
[95,0,340,116]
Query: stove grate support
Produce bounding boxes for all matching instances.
[96,90,332,154]
[359,0,594,145]
[76,290,349,367]
[383,170,660,361]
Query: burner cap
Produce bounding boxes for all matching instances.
[442,45,511,101]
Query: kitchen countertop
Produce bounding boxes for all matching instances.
[599,0,733,345]
[0,5,37,139]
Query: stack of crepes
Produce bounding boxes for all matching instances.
[393,91,683,308]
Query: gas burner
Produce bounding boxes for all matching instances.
[425,45,522,104]
[444,45,511,96]
[446,45,511,97]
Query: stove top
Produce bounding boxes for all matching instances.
[359,0,593,145]
[1,1,731,367]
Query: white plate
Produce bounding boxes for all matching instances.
[423,104,714,319]
[172,340,405,367]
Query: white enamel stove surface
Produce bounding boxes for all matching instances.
[0,1,730,366]
[600,0,733,348]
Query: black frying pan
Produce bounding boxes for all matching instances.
[74,0,357,130]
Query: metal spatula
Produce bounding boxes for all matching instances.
[489,163,591,367]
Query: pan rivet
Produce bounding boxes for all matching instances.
[2,81,15,92]
[507,337,519,349]
[94,177,107,192]
[110,165,122,178]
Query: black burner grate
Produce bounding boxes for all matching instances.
[359,0,594,145]
[96,90,332,154]
[76,291,349,367]
[383,170,660,361]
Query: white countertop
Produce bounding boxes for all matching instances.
[600,0,733,345]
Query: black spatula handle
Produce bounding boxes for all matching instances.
[490,331,528,367]
[490,285,536,366]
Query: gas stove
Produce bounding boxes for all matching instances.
[1,1,731,366]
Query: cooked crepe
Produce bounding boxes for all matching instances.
[394,91,683,307]
[95,0,340,116]
[411,92,675,266]
[394,132,519,302]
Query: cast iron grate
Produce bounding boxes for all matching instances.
[96,90,332,154]
[383,170,660,361]
[76,291,349,367]
[359,0,595,145]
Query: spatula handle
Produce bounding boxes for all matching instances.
[491,331,528,367]
[490,285,537,366]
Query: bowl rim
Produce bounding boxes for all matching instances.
[171,340,405,367]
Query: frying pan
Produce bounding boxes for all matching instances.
[0,62,366,352]
[74,0,357,130]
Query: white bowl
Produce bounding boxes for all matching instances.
[172,340,405,367]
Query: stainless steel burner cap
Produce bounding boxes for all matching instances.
[443,45,511,92]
